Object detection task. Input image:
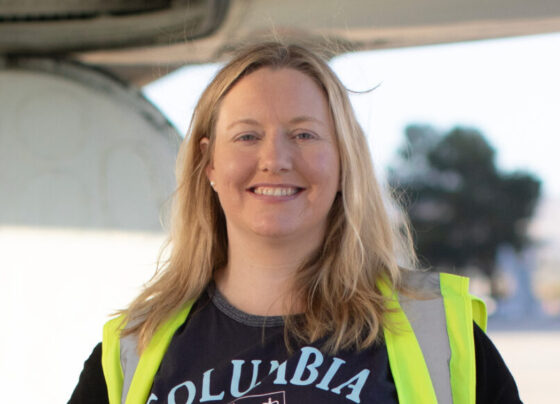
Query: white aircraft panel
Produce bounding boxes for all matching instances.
[0,59,179,230]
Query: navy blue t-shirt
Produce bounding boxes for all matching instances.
[147,287,397,404]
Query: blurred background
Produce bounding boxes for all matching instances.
[1,1,559,402]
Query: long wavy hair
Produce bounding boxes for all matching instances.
[122,42,416,353]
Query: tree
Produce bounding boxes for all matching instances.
[389,125,541,277]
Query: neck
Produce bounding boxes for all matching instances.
[214,227,323,316]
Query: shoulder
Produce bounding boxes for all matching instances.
[68,343,109,404]
[473,323,522,403]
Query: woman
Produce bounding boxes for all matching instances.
[70,42,521,404]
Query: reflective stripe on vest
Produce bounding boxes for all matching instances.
[102,303,194,404]
[379,272,487,404]
[102,272,487,404]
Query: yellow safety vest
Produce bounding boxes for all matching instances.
[102,272,487,404]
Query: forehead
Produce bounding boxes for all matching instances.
[216,67,331,126]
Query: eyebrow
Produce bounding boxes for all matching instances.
[226,118,260,130]
[289,115,325,126]
[226,115,325,130]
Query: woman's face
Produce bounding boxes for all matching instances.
[205,67,340,244]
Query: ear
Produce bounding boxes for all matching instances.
[200,137,214,181]
[200,137,210,154]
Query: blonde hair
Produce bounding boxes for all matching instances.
[122,42,416,353]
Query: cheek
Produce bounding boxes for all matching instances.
[214,152,255,188]
[306,149,340,190]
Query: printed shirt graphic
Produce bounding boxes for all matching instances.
[147,287,397,403]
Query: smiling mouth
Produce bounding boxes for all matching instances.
[250,186,303,196]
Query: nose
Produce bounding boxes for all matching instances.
[258,132,292,173]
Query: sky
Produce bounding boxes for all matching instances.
[143,32,560,198]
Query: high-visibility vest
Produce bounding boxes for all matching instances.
[102,272,487,404]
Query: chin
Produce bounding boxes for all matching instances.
[252,226,296,239]
[250,221,299,239]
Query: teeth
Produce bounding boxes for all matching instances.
[253,187,299,196]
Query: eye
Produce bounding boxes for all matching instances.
[235,133,259,142]
[293,131,316,140]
